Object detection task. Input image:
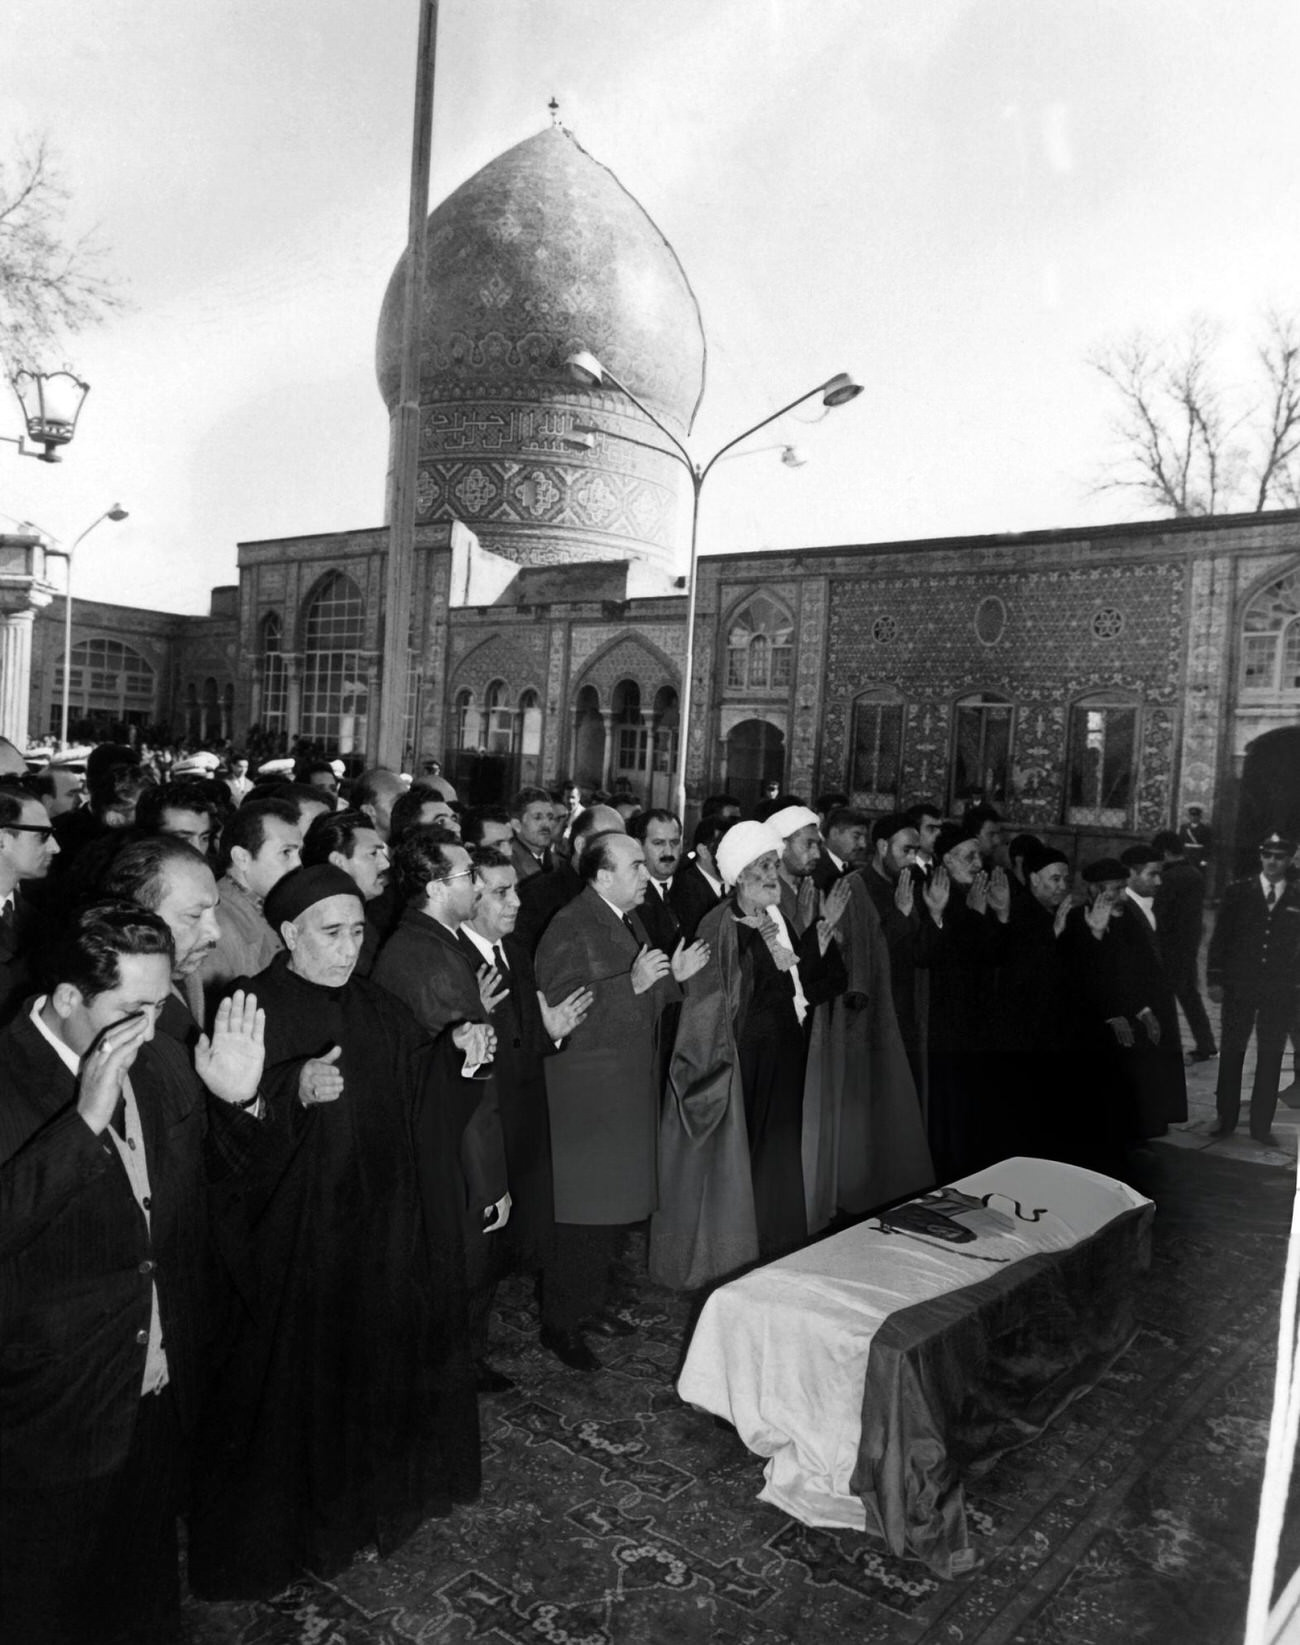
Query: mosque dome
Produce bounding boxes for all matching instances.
[375,124,707,571]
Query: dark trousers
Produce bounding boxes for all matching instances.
[1218,992,1290,1137]
[0,1385,183,1645]
[1170,964,1217,1056]
[542,1222,620,1332]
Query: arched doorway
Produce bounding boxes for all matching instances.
[1236,726,1300,873]
[724,718,785,811]
[572,685,605,791]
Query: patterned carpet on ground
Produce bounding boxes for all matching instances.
[183,1147,1295,1645]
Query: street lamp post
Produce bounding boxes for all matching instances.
[39,505,129,749]
[565,352,862,822]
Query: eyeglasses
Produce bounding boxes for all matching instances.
[2,824,54,843]
[442,869,475,883]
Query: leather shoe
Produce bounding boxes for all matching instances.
[586,1311,636,1339]
[1207,1121,1236,1139]
[474,1358,515,1394]
[540,1325,601,1373]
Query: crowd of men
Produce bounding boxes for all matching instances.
[0,728,1292,1641]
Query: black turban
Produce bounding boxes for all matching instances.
[263,864,362,930]
[1080,856,1128,884]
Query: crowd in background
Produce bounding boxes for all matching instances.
[0,727,1292,1643]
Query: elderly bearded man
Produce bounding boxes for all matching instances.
[187,865,491,1601]
[535,831,708,1369]
[651,821,854,1288]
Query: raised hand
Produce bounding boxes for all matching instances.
[1053,896,1071,938]
[922,865,950,923]
[670,937,710,983]
[631,942,671,994]
[196,989,266,1107]
[968,870,990,915]
[298,1043,344,1107]
[986,866,1011,919]
[539,985,593,1040]
[476,962,509,1016]
[76,1009,154,1133]
[895,869,915,918]
[1085,890,1117,939]
[821,876,854,931]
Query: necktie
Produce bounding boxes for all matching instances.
[623,913,638,940]
[1267,884,1278,910]
[493,942,509,977]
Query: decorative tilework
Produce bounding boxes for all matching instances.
[451,633,547,699]
[790,579,828,794]
[820,562,1185,817]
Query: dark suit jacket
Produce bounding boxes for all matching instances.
[638,879,682,955]
[535,888,678,1224]
[371,906,508,1208]
[0,1010,224,1487]
[0,886,39,1028]
[472,931,555,1264]
[510,839,552,882]
[1153,858,1206,976]
[668,858,722,945]
[515,857,583,953]
[1207,876,1300,1000]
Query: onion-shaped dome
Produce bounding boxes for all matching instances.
[375,126,706,570]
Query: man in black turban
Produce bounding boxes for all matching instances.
[188,866,490,1600]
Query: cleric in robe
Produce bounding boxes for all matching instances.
[649,820,853,1292]
[187,865,487,1602]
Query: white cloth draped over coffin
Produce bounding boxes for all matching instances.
[677,1158,1153,1572]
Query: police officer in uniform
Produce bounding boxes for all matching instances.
[1206,832,1300,1144]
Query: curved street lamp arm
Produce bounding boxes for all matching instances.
[590,365,697,480]
[697,381,835,486]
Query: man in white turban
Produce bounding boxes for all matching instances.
[650,821,852,1289]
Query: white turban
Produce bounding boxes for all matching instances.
[765,805,820,840]
[715,820,785,887]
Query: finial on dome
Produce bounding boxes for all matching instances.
[548,96,561,127]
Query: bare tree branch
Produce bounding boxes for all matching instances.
[0,134,126,373]
[1090,309,1300,517]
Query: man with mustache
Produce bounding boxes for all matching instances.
[102,836,223,1046]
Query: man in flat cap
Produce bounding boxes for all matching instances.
[1206,832,1300,1144]
[188,865,490,1602]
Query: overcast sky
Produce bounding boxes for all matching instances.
[6,0,1299,613]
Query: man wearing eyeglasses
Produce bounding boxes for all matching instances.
[0,785,59,1026]
[1206,831,1300,1145]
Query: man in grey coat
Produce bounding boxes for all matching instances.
[534,831,707,1370]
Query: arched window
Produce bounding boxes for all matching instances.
[572,685,605,790]
[652,686,679,779]
[57,636,157,733]
[485,680,515,755]
[260,612,286,732]
[849,689,904,804]
[300,572,367,752]
[952,691,1013,807]
[725,594,794,691]
[1241,565,1300,694]
[612,679,645,776]
[519,689,543,758]
[1065,693,1139,827]
[453,688,483,751]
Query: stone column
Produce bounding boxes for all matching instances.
[285,656,302,745]
[0,535,57,750]
[600,710,617,789]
